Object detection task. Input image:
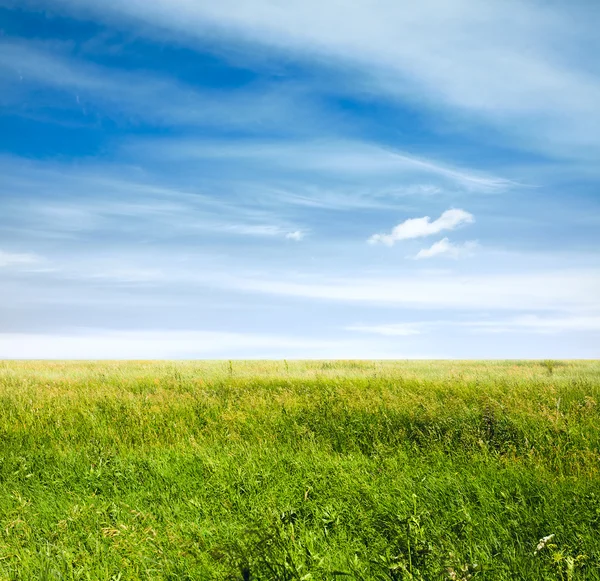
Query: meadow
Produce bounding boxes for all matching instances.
[0,360,599,580]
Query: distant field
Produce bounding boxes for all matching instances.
[0,360,599,580]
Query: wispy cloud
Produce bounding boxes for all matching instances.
[0,156,303,242]
[128,138,513,192]
[414,237,478,260]
[87,269,166,284]
[219,269,600,311]
[46,0,600,159]
[369,209,474,246]
[465,314,600,335]
[219,224,298,238]
[346,314,600,337]
[0,250,38,268]
[346,323,421,336]
[21,258,594,314]
[0,38,319,132]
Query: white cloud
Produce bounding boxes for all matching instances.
[285,230,305,241]
[0,250,38,267]
[414,237,478,260]
[369,209,474,246]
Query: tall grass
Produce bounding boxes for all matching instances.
[0,360,599,579]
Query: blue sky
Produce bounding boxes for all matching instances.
[1,0,599,358]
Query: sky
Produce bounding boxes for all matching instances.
[1,0,599,359]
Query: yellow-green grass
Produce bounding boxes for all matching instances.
[0,360,599,580]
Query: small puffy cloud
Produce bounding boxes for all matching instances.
[414,237,478,260]
[369,208,474,246]
[286,230,305,241]
[0,250,38,267]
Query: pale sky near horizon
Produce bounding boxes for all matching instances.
[1,0,599,358]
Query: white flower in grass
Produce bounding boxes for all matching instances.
[535,534,555,554]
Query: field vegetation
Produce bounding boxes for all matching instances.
[0,360,599,580]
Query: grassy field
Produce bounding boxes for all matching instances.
[0,360,599,580]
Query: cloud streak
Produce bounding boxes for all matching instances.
[128,138,513,192]
[465,315,600,335]
[346,323,421,336]
[0,250,38,268]
[346,314,600,336]
[0,156,304,243]
[220,269,600,311]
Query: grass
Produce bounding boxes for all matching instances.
[0,359,599,580]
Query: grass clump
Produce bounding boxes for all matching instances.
[0,360,599,579]
[541,360,565,375]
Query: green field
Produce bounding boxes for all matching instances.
[0,360,599,580]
